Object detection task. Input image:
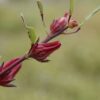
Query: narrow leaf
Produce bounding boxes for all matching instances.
[37,0,45,26]
[80,6,100,27]
[69,0,74,15]
[26,26,36,44]
[20,13,27,28]
[20,13,36,43]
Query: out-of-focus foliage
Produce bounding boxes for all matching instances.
[0,0,100,100]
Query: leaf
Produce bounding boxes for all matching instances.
[69,0,74,15]
[37,0,45,26]
[26,26,36,44]
[80,6,100,27]
[20,13,36,44]
[20,13,26,28]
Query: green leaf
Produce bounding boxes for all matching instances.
[37,0,45,26]
[70,0,74,15]
[20,13,27,28]
[26,26,36,44]
[80,6,100,27]
[20,13,36,44]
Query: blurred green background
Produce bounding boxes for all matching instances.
[0,0,100,100]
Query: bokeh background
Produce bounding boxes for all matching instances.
[0,0,100,100]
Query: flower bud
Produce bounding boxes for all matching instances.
[28,40,61,62]
[50,13,70,34]
[0,58,22,87]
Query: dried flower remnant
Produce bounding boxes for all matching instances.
[68,19,78,29]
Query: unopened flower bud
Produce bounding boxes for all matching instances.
[50,13,70,34]
[28,40,61,62]
[0,58,22,87]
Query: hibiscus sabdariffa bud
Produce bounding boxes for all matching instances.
[28,39,61,62]
[50,13,70,34]
[50,12,79,35]
[0,58,22,87]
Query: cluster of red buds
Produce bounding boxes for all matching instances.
[50,13,78,34]
[0,0,99,87]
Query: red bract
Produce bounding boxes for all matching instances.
[28,40,61,62]
[0,58,22,87]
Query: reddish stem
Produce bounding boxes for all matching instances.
[42,27,68,43]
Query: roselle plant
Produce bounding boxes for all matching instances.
[0,0,100,87]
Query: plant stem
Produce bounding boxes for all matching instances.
[42,27,68,43]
